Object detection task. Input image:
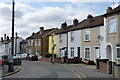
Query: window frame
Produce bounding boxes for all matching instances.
[108,17,116,34]
[116,47,120,59]
[84,29,90,41]
[84,46,91,59]
[59,34,62,43]
[71,47,74,58]
[70,32,74,42]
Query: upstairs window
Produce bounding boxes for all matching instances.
[35,39,38,46]
[84,29,90,41]
[59,35,62,43]
[70,32,74,42]
[108,18,116,33]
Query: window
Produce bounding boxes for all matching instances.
[38,40,41,46]
[28,40,31,46]
[71,47,74,58]
[108,18,116,33]
[31,40,33,46]
[84,29,90,41]
[117,47,120,59]
[71,32,74,42]
[84,47,90,59]
[35,39,38,46]
[59,35,62,43]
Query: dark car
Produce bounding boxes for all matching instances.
[13,56,22,66]
[0,56,5,66]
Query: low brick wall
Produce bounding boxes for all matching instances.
[66,58,82,64]
[99,61,107,73]
[113,65,120,78]
[41,57,51,62]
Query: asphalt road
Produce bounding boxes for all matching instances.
[2,60,82,80]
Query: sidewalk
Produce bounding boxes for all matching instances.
[2,65,21,77]
[60,63,119,80]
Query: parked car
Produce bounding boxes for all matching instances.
[13,56,22,66]
[2,55,9,65]
[0,56,5,66]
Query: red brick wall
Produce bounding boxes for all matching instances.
[41,58,51,62]
[99,61,107,73]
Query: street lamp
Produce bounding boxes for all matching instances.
[51,33,56,64]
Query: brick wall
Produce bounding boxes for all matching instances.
[99,61,107,73]
[41,57,51,62]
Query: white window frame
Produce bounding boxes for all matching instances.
[71,47,74,58]
[70,32,74,42]
[84,29,90,41]
[35,39,38,46]
[59,34,62,43]
[31,40,33,46]
[108,17,116,34]
[116,47,120,59]
[84,46,91,59]
[38,39,41,46]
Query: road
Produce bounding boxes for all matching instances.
[2,60,82,80]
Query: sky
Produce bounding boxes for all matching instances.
[0,0,120,39]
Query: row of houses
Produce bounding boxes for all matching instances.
[20,5,120,64]
[0,33,23,56]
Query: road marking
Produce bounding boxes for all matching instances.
[59,65,83,79]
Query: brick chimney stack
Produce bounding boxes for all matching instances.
[40,27,44,34]
[4,34,7,41]
[73,18,79,26]
[61,22,67,29]
[106,7,112,13]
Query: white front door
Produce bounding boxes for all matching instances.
[94,47,99,63]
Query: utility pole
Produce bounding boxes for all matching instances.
[15,32,17,56]
[8,0,15,72]
[11,0,15,55]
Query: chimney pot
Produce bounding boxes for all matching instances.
[87,14,93,19]
[106,7,112,13]
[73,18,79,26]
[4,34,6,41]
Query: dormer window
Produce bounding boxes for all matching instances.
[108,18,116,33]
[84,29,90,41]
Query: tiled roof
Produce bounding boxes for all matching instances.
[55,15,104,34]
[104,5,120,17]
[26,28,56,39]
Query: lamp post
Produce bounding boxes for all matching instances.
[15,32,17,56]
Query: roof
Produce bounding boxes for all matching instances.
[26,28,56,39]
[55,25,73,35]
[104,5,120,17]
[55,15,103,34]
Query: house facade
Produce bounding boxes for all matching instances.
[104,6,120,64]
[26,27,56,56]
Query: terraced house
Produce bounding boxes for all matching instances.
[103,5,120,64]
[26,27,56,55]
[67,15,104,64]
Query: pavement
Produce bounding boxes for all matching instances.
[2,65,21,77]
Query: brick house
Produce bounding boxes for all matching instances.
[26,27,57,56]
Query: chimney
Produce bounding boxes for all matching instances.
[40,27,44,34]
[7,36,9,41]
[4,34,6,41]
[32,32,35,35]
[1,37,3,42]
[106,7,112,13]
[73,18,79,26]
[87,14,93,19]
[61,22,67,29]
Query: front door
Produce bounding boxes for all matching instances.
[94,47,99,63]
[77,47,80,58]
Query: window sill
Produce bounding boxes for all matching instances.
[116,58,120,61]
[108,32,117,34]
[84,40,90,42]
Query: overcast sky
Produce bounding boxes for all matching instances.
[0,0,119,39]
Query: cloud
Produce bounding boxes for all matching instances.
[0,2,105,39]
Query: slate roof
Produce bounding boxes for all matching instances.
[104,5,120,17]
[26,28,56,39]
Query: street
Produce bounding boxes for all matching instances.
[2,61,82,80]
